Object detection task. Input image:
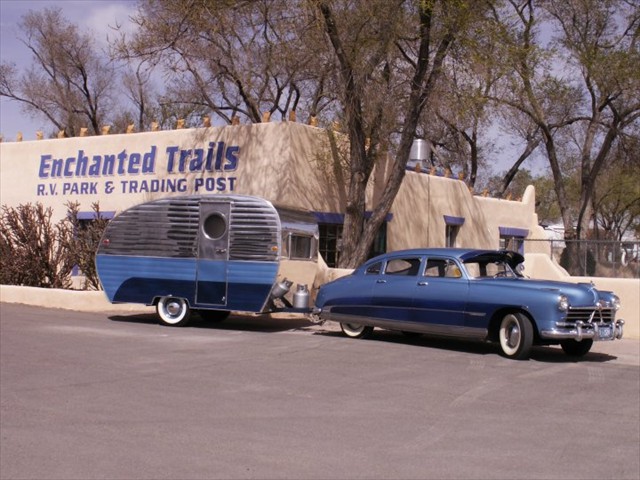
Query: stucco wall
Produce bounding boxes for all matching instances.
[1,122,543,250]
[0,122,343,219]
[388,173,542,251]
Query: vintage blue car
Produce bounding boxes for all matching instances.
[313,248,625,359]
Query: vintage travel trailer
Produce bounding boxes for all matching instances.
[96,194,319,326]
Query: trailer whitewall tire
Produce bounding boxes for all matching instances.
[157,297,191,327]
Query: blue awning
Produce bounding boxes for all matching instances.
[313,211,393,224]
[443,215,465,226]
[499,226,529,237]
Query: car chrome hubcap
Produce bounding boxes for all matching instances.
[506,323,520,348]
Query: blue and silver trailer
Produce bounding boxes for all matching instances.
[96,194,319,326]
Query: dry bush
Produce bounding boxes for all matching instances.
[62,202,109,290]
[0,202,109,289]
[0,203,74,288]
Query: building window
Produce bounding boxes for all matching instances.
[446,224,459,248]
[317,216,388,268]
[500,236,524,253]
[499,227,529,254]
[319,223,342,267]
[444,215,464,247]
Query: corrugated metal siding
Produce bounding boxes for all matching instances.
[98,195,281,261]
[98,197,199,257]
[228,198,280,261]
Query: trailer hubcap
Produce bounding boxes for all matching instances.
[166,301,182,317]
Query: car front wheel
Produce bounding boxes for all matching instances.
[498,312,533,360]
[561,339,593,357]
[340,323,373,339]
[157,296,191,327]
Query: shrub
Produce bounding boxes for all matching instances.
[0,202,109,290]
[62,202,109,290]
[0,203,74,288]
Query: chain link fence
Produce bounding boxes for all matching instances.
[524,239,640,279]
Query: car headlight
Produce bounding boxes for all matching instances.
[611,295,621,311]
[558,294,570,312]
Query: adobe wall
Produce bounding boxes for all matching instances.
[1,121,544,251]
[0,122,343,219]
[387,171,544,252]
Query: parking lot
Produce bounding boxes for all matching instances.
[1,302,639,480]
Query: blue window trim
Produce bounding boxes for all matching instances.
[444,215,465,226]
[499,226,529,237]
[313,211,393,224]
[77,211,116,221]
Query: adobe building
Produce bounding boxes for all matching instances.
[2,121,638,337]
[0,121,546,264]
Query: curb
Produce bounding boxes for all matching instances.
[0,285,152,313]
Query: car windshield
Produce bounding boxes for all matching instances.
[463,256,520,279]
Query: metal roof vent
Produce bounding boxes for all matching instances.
[407,138,430,171]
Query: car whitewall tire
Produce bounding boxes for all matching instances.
[499,312,533,360]
[157,296,191,327]
[340,323,373,339]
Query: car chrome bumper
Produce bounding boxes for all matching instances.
[540,319,624,342]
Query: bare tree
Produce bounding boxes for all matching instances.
[317,0,490,266]
[489,0,640,273]
[117,0,326,124]
[0,7,117,136]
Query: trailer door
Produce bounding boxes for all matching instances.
[196,200,230,306]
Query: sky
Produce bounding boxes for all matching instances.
[0,0,545,176]
[0,0,137,142]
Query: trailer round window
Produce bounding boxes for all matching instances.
[203,213,227,239]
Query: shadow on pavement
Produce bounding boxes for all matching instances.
[108,312,619,363]
[312,328,619,363]
[108,312,313,333]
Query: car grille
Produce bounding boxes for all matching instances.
[564,306,615,324]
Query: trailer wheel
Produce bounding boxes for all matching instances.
[198,309,230,323]
[157,297,191,327]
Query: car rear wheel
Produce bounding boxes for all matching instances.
[498,312,533,360]
[340,323,373,339]
[560,339,593,357]
[198,309,230,323]
[157,296,191,327]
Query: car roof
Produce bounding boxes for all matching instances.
[363,248,523,265]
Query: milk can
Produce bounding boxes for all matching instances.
[293,284,310,309]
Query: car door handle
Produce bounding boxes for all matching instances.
[216,248,227,254]
[417,281,428,286]
[376,279,386,284]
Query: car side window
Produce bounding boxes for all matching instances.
[385,258,421,276]
[424,259,447,277]
[444,260,462,278]
[366,262,382,275]
[424,258,462,278]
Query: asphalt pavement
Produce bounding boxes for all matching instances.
[1,303,639,480]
